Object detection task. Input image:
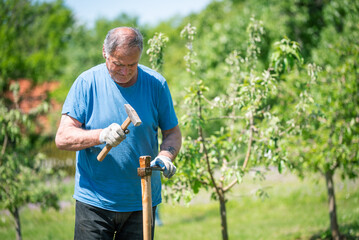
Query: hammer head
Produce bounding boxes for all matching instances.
[124,104,142,126]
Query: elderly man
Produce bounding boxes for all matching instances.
[55,27,181,240]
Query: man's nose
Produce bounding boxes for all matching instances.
[119,66,128,75]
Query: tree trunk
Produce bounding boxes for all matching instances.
[219,192,229,240]
[11,207,22,240]
[324,171,341,240]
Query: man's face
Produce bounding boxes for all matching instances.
[104,47,141,87]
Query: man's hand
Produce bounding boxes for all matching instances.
[150,156,176,178]
[99,123,126,147]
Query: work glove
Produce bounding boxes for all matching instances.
[150,156,176,178]
[99,123,126,147]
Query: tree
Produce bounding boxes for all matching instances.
[0,0,73,87]
[0,83,61,240]
[157,1,358,239]
[0,0,73,239]
[140,1,359,239]
[163,20,313,240]
[284,1,359,239]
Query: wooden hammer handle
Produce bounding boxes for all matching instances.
[97,117,132,161]
[97,145,112,162]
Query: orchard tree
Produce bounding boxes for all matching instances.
[283,1,359,239]
[143,1,357,239]
[164,20,315,240]
[0,83,61,240]
[0,0,73,239]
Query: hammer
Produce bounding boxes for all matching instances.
[97,104,142,161]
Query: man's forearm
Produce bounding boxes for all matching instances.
[55,114,102,151]
[56,127,102,151]
[159,125,182,161]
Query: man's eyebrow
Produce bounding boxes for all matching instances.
[113,61,138,66]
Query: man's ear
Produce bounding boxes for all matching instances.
[102,45,106,59]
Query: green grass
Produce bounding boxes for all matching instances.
[0,177,76,240]
[155,172,359,240]
[1,172,358,240]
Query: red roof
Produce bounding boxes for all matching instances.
[5,79,62,135]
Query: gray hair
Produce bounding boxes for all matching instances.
[103,27,143,57]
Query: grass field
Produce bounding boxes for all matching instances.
[1,170,358,240]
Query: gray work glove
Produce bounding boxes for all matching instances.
[150,156,176,178]
[99,123,126,147]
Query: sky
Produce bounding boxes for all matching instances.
[63,0,212,27]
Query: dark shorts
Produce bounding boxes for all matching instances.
[74,200,156,240]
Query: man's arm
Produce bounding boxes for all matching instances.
[158,125,182,161]
[55,114,102,151]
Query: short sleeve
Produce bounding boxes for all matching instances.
[61,77,88,124]
[158,81,178,131]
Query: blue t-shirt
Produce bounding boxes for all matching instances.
[62,63,178,212]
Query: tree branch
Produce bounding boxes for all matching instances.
[207,116,245,121]
[223,179,237,193]
[224,111,254,193]
[197,90,222,197]
[1,133,8,156]
[242,111,254,170]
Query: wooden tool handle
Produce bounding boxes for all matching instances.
[139,156,152,240]
[97,117,131,162]
[97,144,112,162]
[121,117,131,130]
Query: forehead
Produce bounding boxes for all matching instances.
[110,47,141,60]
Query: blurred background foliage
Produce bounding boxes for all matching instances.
[1,0,356,106]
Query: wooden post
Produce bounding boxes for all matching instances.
[139,156,152,240]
